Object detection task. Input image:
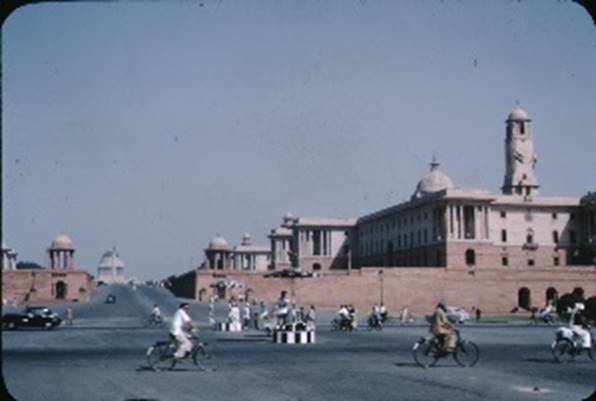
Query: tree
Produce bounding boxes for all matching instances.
[16,261,44,270]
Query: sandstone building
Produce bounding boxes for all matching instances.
[2,234,94,304]
[186,106,595,312]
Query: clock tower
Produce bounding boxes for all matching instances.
[502,105,539,196]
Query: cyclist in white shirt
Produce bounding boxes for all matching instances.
[170,303,194,359]
[151,304,162,323]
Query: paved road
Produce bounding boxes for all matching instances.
[2,284,595,401]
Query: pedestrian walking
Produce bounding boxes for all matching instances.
[66,305,73,325]
[475,308,482,321]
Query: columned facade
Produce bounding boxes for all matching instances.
[2,243,18,271]
[47,234,76,270]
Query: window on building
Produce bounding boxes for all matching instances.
[569,230,577,244]
[520,122,525,134]
[410,233,414,247]
[552,212,558,220]
[553,257,560,266]
[464,206,475,239]
[552,231,559,244]
[518,287,531,309]
[423,229,428,244]
[417,231,421,246]
[527,259,535,266]
[501,229,507,243]
[526,229,534,244]
[500,211,507,218]
[502,257,509,266]
[313,230,321,255]
[465,249,476,266]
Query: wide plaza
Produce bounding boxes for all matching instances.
[2,284,595,401]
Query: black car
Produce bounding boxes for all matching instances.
[2,306,62,330]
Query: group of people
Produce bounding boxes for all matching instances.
[274,290,316,330]
[206,292,317,331]
[335,304,358,331]
[368,303,388,328]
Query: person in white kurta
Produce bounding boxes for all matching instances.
[170,303,193,359]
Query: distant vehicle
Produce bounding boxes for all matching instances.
[2,306,62,330]
[106,295,117,304]
[445,306,470,324]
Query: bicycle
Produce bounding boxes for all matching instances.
[367,315,383,331]
[143,315,165,328]
[146,334,213,371]
[412,329,479,368]
[551,326,595,363]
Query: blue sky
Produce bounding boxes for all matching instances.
[3,0,596,280]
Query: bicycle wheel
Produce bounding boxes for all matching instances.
[146,343,176,371]
[551,339,575,363]
[413,340,439,368]
[588,337,596,362]
[192,345,213,371]
[454,340,479,367]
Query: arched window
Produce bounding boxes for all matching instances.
[55,281,67,300]
[526,228,534,244]
[552,231,559,244]
[465,249,476,266]
[546,287,558,304]
[518,287,531,310]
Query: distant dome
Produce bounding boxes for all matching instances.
[208,235,230,250]
[51,234,75,250]
[412,159,455,199]
[507,105,530,121]
[241,233,252,246]
[98,249,125,269]
[284,211,294,219]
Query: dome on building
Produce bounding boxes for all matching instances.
[50,234,75,250]
[507,105,530,121]
[208,235,230,250]
[412,159,455,200]
[98,250,125,269]
[241,233,252,246]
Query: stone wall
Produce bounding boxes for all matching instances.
[2,270,94,304]
[195,265,596,314]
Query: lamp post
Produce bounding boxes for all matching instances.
[378,270,384,305]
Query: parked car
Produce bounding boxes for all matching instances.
[445,306,470,324]
[2,306,62,330]
[106,295,116,304]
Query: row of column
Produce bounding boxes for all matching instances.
[299,229,331,256]
[2,250,18,271]
[49,250,75,270]
[446,204,490,240]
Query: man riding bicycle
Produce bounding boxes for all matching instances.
[151,304,162,324]
[430,302,456,353]
[170,302,196,359]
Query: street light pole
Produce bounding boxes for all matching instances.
[378,270,384,305]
